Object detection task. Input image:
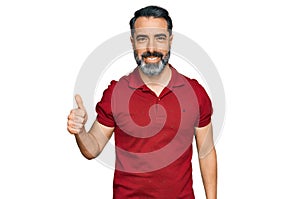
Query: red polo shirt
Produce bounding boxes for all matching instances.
[96,65,213,198]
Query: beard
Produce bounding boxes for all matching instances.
[134,50,171,76]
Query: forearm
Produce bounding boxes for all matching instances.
[68,96,113,160]
[75,127,100,160]
[199,147,217,199]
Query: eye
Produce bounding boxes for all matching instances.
[156,36,167,42]
[136,37,148,42]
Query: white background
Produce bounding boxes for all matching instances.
[1,0,299,198]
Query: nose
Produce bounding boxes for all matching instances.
[146,38,156,53]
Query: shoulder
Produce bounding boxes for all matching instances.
[104,69,135,90]
[182,75,208,96]
[169,65,209,96]
[103,80,118,93]
[102,68,137,96]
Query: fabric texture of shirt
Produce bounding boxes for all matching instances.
[96,65,213,199]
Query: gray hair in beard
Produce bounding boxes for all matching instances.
[134,51,171,76]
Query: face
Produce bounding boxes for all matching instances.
[131,17,173,76]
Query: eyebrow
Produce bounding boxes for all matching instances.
[135,33,167,39]
[136,34,148,39]
[154,33,167,38]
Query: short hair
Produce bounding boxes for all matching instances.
[129,5,173,36]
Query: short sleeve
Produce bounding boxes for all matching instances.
[190,79,213,127]
[95,80,117,127]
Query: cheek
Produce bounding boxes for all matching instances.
[161,49,170,57]
[156,44,170,53]
[157,42,170,50]
[136,49,148,57]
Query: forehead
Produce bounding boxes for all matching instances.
[134,16,168,35]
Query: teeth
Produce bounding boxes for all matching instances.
[145,57,159,61]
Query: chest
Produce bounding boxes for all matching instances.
[112,87,199,139]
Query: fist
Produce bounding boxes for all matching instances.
[67,94,88,134]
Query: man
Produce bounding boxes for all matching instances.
[67,5,217,199]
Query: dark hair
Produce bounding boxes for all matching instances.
[129,6,173,36]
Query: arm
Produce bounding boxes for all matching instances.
[67,95,114,159]
[195,122,217,199]
[74,120,114,159]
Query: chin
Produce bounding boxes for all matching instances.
[139,61,166,76]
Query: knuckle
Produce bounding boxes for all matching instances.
[67,127,75,134]
[67,113,73,120]
[68,120,74,125]
[72,123,78,128]
[78,116,84,122]
[79,110,85,116]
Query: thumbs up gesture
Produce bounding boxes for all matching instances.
[67,94,88,134]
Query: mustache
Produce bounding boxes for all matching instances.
[141,51,163,59]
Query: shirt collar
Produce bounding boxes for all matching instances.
[125,64,185,90]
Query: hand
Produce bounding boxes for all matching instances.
[67,94,88,134]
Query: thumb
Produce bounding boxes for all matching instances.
[75,94,85,110]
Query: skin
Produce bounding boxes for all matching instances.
[131,17,173,96]
[195,123,218,199]
[67,16,217,199]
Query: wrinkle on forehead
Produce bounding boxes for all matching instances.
[133,27,170,36]
[134,16,168,29]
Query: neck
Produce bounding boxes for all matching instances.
[139,64,171,86]
[138,64,172,96]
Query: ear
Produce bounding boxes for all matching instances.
[130,36,135,49]
[169,34,174,46]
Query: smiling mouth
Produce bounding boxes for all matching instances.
[144,56,161,63]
